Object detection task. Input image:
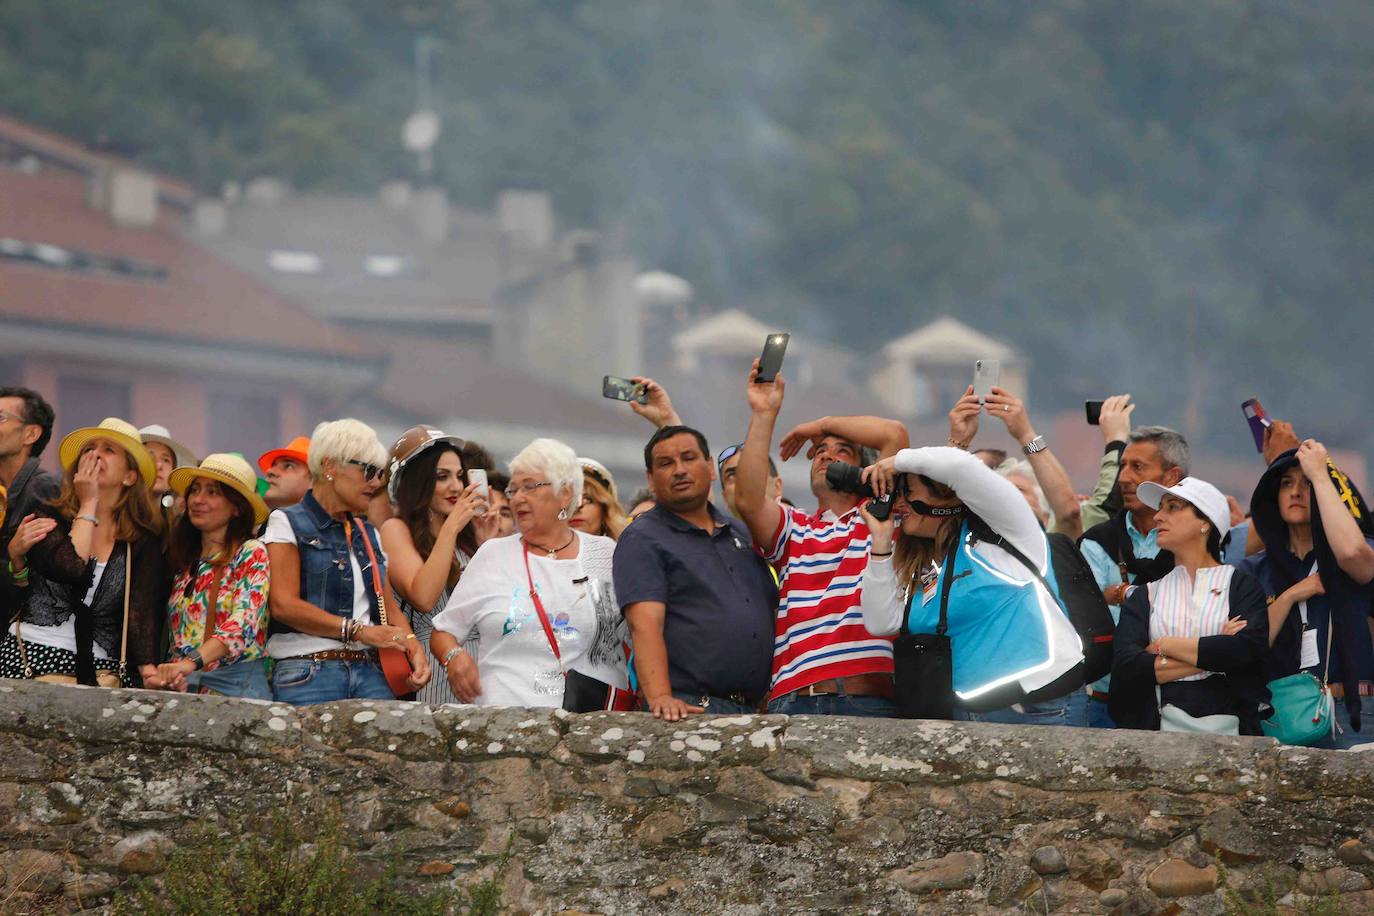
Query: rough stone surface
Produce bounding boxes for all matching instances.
[0,679,1371,914]
[1147,859,1218,897]
[1029,844,1068,875]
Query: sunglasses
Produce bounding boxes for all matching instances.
[716,443,743,470]
[346,459,385,482]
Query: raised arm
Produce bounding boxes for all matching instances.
[779,415,910,463]
[736,358,787,550]
[892,446,1046,567]
[983,387,1080,538]
[1299,440,1374,584]
[628,377,684,428]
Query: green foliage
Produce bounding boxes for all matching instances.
[111,809,498,916]
[3,1,1373,450]
[1217,860,1347,916]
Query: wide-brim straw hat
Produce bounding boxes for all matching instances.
[139,424,198,468]
[169,453,270,525]
[58,418,157,488]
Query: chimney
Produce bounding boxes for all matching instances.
[87,167,158,228]
[244,177,289,206]
[497,189,554,250]
[410,186,449,245]
[380,180,412,213]
[192,198,228,237]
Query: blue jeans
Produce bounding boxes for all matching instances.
[271,657,393,706]
[1314,695,1374,751]
[958,693,1070,726]
[186,659,272,700]
[672,691,759,715]
[767,692,897,718]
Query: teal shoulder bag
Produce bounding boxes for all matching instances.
[1261,613,1334,746]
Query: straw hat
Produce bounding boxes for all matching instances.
[579,457,620,504]
[138,424,197,469]
[58,418,156,488]
[169,453,270,525]
[258,435,311,474]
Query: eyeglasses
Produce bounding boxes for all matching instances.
[716,443,743,470]
[504,481,553,500]
[0,410,30,426]
[346,459,384,482]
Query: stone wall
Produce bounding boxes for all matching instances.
[1,679,1372,914]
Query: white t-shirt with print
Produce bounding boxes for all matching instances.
[431,531,628,708]
[261,510,388,660]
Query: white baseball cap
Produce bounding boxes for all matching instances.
[1136,478,1230,535]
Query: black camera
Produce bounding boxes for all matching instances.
[825,461,897,521]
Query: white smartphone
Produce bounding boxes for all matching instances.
[973,359,1000,402]
[467,468,490,515]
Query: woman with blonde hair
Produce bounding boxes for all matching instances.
[265,418,431,704]
[2,418,167,687]
[431,438,629,708]
[571,458,629,540]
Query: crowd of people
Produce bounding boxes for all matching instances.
[1,367,1371,751]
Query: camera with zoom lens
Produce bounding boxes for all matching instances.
[825,461,897,521]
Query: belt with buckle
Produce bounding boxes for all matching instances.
[302,649,377,663]
[698,691,758,710]
[1328,681,1374,700]
[800,673,894,699]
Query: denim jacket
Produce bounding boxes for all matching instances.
[277,491,386,629]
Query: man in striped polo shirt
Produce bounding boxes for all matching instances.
[735,359,909,717]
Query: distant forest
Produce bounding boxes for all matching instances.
[4,0,1373,456]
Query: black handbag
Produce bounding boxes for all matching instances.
[562,667,638,713]
[892,546,958,720]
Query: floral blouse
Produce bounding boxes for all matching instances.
[166,539,270,665]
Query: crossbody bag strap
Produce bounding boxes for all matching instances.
[936,536,960,637]
[969,517,1061,611]
[521,543,565,675]
[346,517,389,626]
[118,542,131,677]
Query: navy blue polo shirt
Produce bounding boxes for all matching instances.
[613,502,777,702]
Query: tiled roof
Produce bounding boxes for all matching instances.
[0,110,196,207]
[0,168,377,360]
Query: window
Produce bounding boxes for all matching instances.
[208,392,279,463]
[57,377,132,433]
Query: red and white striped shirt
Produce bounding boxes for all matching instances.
[766,503,894,699]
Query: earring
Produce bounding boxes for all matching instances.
[327,475,334,482]
[557,508,569,521]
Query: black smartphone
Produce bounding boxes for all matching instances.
[602,375,648,405]
[755,333,790,382]
[1085,400,1104,425]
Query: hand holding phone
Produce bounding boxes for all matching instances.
[1242,398,1272,453]
[973,359,1000,402]
[467,469,490,516]
[755,333,790,383]
[603,375,649,405]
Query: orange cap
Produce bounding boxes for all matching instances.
[258,436,311,473]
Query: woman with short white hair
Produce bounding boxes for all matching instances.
[265,418,431,704]
[430,438,630,709]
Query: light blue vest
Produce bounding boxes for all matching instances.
[905,521,1067,702]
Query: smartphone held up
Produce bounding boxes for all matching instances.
[467,468,490,516]
[602,375,649,405]
[972,359,1000,402]
[1242,398,1272,453]
[755,333,790,382]
[1085,400,1104,425]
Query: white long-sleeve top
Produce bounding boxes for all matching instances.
[859,447,1082,696]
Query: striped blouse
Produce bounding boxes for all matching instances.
[1147,564,1236,682]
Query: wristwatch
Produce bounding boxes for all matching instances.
[183,647,204,671]
[1021,435,1048,455]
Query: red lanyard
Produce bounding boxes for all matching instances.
[522,542,565,673]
